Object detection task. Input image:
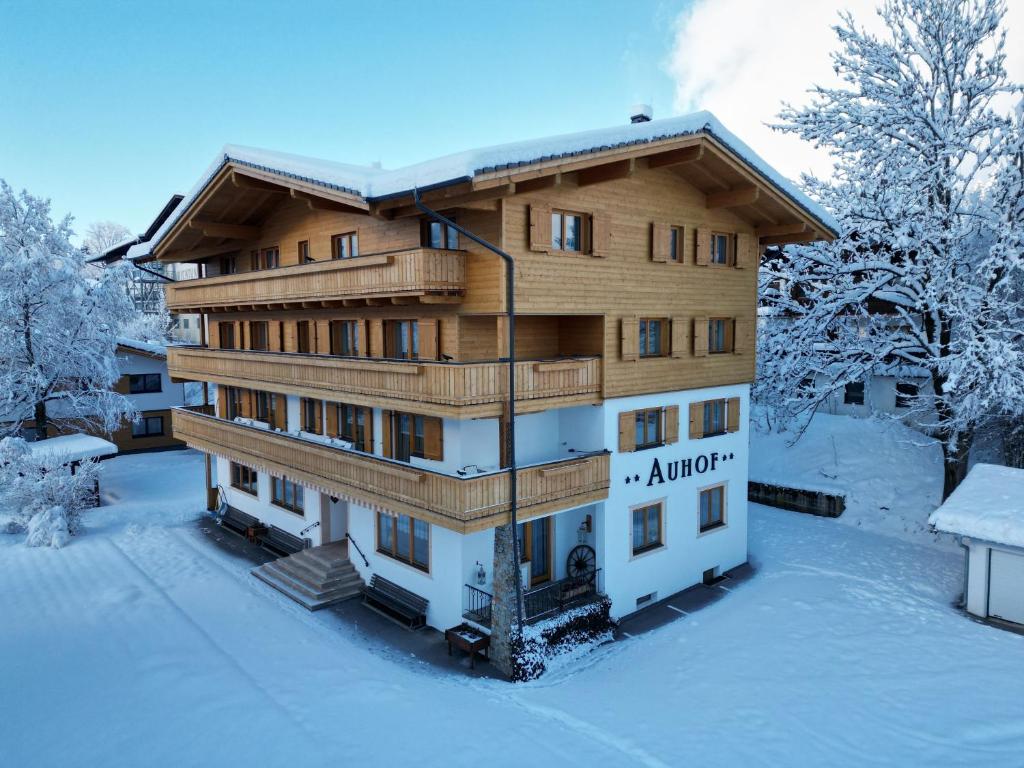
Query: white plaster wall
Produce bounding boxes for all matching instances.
[118,353,187,411]
[964,540,990,618]
[600,383,750,619]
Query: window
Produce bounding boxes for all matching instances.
[639,318,668,358]
[296,321,312,354]
[224,386,245,420]
[253,391,282,427]
[669,226,683,262]
[377,512,429,571]
[128,373,161,394]
[271,477,304,515]
[219,323,236,350]
[298,240,312,263]
[336,403,371,450]
[262,247,279,269]
[386,320,419,359]
[844,381,865,405]
[634,408,663,449]
[331,232,359,259]
[131,415,164,438]
[249,321,269,351]
[631,502,663,555]
[702,399,726,437]
[700,485,726,532]
[710,233,731,265]
[896,382,918,409]
[330,320,360,356]
[219,256,237,275]
[230,463,258,495]
[301,398,322,433]
[387,411,442,462]
[708,318,733,354]
[422,217,459,250]
[551,210,585,252]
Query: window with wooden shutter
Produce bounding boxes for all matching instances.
[529,204,552,252]
[671,317,687,358]
[315,320,331,354]
[618,411,636,452]
[726,397,741,433]
[326,402,339,437]
[591,214,610,257]
[651,222,670,262]
[268,320,283,352]
[732,318,743,354]
[419,318,439,360]
[217,386,227,418]
[273,395,287,431]
[369,319,384,358]
[693,316,708,357]
[735,233,755,269]
[665,405,680,444]
[688,402,704,439]
[695,228,711,266]
[621,317,639,361]
[423,417,443,461]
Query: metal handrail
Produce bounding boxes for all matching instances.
[299,520,320,536]
[523,569,603,623]
[463,584,493,628]
[345,532,370,567]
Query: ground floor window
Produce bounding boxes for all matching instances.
[700,484,726,532]
[377,512,429,571]
[895,381,918,409]
[131,415,164,438]
[271,477,304,515]
[844,381,865,405]
[631,501,664,555]
[230,463,258,495]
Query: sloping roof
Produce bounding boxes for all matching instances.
[128,111,839,261]
[929,464,1024,548]
[28,434,118,463]
[116,337,167,359]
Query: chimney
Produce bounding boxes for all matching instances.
[630,104,653,124]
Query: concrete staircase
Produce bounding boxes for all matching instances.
[252,541,364,611]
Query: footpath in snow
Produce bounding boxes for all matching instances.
[2,449,1023,767]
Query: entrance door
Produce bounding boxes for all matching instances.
[989,549,1024,625]
[518,518,552,586]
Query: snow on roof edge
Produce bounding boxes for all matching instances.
[116,337,167,358]
[929,463,1024,548]
[27,434,118,462]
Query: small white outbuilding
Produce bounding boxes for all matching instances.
[929,463,1024,628]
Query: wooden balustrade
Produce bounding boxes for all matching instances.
[168,347,603,417]
[164,248,466,311]
[173,408,609,533]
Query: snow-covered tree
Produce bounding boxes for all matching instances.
[82,220,132,256]
[0,437,102,547]
[0,180,138,440]
[118,288,173,345]
[760,0,1024,498]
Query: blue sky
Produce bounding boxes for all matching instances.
[1,0,686,239]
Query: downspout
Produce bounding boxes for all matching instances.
[413,189,525,629]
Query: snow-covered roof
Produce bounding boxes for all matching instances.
[929,464,1024,548]
[116,337,167,358]
[28,434,118,463]
[128,111,839,261]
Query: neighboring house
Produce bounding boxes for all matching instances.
[110,339,189,453]
[129,111,836,652]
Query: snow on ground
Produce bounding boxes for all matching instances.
[3,449,1024,767]
[751,412,945,541]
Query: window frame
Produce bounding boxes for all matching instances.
[331,231,359,259]
[376,511,430,572]
[710,232,732,266]
[639,317,669,358]
[422,217,460,250]
[230,462,258,496]
[630,500,665,557]
[219,323,236,350]
[330,320,360,357]
[550,209,587,253]
[669,225,684,262]
[300,397,321,434]
[702,399,727,437]
[298,239,312,264]
[844,381,865,406]
[699,483,727,533]
[296,320,312,354]
[634,407,664,450]
[270,476,305,516]
[337,403,371,448]
[131,415,164,438]
[385,320,419,360]
[895,381,918,409]
[708,318,733,354]
[128,373,162,394]
[219,256,237,275]
[249,321,270,352]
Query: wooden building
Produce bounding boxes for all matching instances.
[131,110,836,652]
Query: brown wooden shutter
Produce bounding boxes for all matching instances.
[283,321,297,353]
[314,320,330,354]
[726,397,741,433]
[618,410,636,453]
[424,416,444,460]
[358,319,369,356]
[114,375,130,394]
[529,204,552,251]
[620,316,639,361]
[726,318,737,353]
[381,410,392,457]
[419,318,439,360]
[688,402,704,439]
[241,390,253,419]
[732,317,744,354]
[217,386,227,418]
[362,407,374,452]
[325,402,339,437]
[274,395,287,430]
[664,405,680,444]
[651,222,670,262]
[695,228,711,266]
[693,316,708,357]
[208,321,219,348]
[590,214,610,257]
[670,316,687,358]
[268,320,282,352]
[735,233,755,269]
[315,400,324,434]
[496,315,509,359]
[369,320,384,358]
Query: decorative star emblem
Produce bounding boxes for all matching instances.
[634,474,640,482]
[625,475,631,484]
[729,452,735,460]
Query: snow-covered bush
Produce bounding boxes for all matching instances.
[0,437,101,548]
[509,597,615,682]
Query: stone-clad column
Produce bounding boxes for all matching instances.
[489,522,523,677]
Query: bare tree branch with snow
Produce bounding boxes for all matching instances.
[82,220,132,256]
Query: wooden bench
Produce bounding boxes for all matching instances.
[362,575,429,629]
[260,525,306,557]
[218,506,260,537]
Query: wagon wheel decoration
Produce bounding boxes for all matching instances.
[566,545,597,583]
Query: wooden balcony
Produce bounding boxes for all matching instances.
[168,346,603,417]
[164,248,466,312]
[172,408,610,533]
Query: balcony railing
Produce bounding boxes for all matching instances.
[462,570,604,628]
[167,346,603,417]
[172,407,609,533]
[164,248,465,312]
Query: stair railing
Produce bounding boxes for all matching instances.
[346,532,370,567]
[300,520,320,536]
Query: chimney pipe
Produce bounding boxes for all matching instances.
[630,104,653,123]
